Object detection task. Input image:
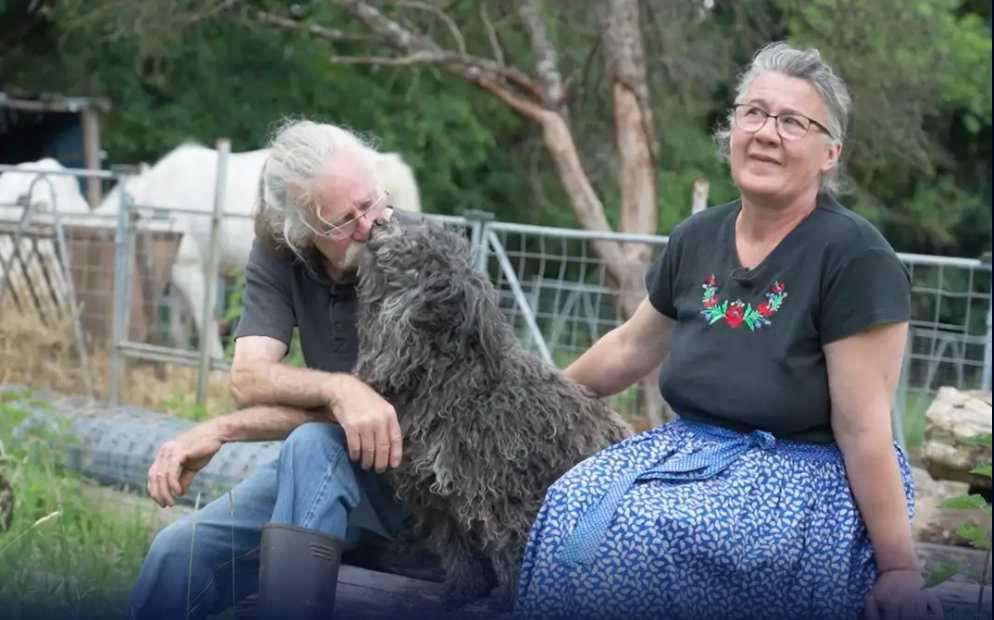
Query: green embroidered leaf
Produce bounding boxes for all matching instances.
[705,301,728,324]
[701,286,717,304]
[742,306,760,330]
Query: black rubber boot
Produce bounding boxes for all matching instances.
[258,522,343,620]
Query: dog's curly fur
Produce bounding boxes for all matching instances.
[355,219,632,608]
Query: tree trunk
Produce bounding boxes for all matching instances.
[598,0,669,426]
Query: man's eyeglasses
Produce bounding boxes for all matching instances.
[308,191,391,239]
[732,104,833,141]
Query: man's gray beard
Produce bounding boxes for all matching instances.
[336,241,363,275]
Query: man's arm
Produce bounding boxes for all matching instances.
[566,298,674,396]
[229,335,402,472]
[229,335,343,409]
[147,404,327,507]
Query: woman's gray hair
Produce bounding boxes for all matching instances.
[255,118,380,260]
[714,41,852,193]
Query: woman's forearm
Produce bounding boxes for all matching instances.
[839,432,919,573]
[565,299,673,396]
[565,328,643,396]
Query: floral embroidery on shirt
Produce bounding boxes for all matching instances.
[700,275,787,330]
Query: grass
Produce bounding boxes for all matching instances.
[900,390,936,451]
[0,304,245,615]
[0,388,157,617]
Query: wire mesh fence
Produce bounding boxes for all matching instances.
[1,162,990,427]
[899,255,992,419]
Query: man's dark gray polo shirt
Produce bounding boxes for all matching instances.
[233,239,361,371]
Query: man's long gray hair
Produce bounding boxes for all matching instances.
[255,119,380,260]
[714,41,852,194]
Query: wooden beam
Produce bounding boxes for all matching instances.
[80,107,103,208]
[0,93,110,114]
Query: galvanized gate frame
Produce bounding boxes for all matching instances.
[0,167,95,397]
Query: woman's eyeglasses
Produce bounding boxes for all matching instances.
[732,104,833,141]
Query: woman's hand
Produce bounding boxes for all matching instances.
[864,569,943,620]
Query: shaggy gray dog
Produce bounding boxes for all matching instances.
[355,218,632,609]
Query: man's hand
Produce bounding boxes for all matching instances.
[147,427,223,507]
[864,569,943,620]
[325,375,402,473]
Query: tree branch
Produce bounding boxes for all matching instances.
[514,0,565,108]
[255,10,379,43]
[181,0,242,26]
[336,0,436,54]
[328,51,451,67]
[396,0,467,57]
[479,1,506,68]
[332,0,543,100]
[473,75,549,122]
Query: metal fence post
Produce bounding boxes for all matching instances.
[38,175,95,399]
[196,139,230,405]
[983,302,992,392]
[464,210,494,273]
[108,170,135,406]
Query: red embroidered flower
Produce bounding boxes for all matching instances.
[756,301,772,317]
[703,296,717,309]
[724,302,744,327]
[771,281,785,294]
[704,274,716,286]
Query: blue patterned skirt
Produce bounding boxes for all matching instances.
[514,420,914,620]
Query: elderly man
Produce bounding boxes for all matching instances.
[129,120,415,619]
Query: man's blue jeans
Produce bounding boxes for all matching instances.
[128,422,406,619]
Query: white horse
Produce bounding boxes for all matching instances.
[0,158,93,220]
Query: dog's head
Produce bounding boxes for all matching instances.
[356,218,513,377]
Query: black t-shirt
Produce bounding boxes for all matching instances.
[233,212,422,372]
[646,194,910,444]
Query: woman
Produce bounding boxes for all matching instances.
[514,43,941,620]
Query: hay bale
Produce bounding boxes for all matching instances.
[0,301,234,414]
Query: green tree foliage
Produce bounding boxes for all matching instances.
[0,0,990,256]
[773,0,992,254]
[0,0,535,221]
